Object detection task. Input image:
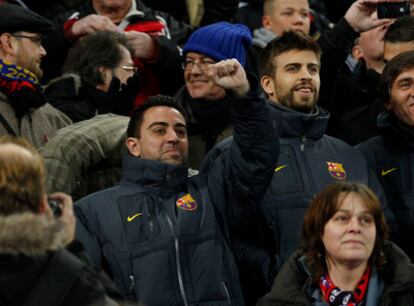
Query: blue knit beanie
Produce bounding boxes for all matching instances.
[183,22,252,66]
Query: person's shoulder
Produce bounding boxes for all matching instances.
[76,185,120,208]
[355,135,385,152]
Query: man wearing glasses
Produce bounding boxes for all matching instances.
[174,22,252,169]
[0,3,71,148]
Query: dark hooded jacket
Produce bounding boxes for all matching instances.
[357,111,414,261]
[202,102,395,305]
[74,85,279,305]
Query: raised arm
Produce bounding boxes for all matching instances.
[204,59,279,225]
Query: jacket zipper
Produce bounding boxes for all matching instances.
[300,135,307,151]
[144,198,154,233]
[222,281,231,303]
[165,213,189,306]
[299,135,317,196]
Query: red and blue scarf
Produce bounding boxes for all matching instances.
[0,59,46,118]
[319,267,371,306]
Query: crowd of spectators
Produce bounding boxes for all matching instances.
[1,0,414,305]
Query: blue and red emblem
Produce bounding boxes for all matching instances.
[327,162,347,180]
[176,194,197,211]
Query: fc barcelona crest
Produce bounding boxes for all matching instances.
[176,194,197,211]
[327,162,347,180]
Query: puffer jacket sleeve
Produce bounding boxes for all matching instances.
[74,199,104,269]
[206,75,280,227]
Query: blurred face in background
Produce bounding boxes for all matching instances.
[384,41,414,64]
[262,0,311,36]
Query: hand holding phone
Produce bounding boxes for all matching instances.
[48,192,75,245]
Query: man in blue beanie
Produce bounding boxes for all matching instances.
[174,21,252,169]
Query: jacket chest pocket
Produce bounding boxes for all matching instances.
[375,152,411,198]
[267,145,305,196]
[117,193,161,244]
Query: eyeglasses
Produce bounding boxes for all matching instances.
[182,58,216,71]
[11,34,42,46]
[121,65,138,73]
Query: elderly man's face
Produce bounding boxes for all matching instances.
[11,31,46,79]
[184,52,226,100]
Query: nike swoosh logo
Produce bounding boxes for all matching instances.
[381,167,398,176]
[275,165,287,172]
[127,213,144,222]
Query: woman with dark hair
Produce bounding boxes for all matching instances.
[259,181,414,306]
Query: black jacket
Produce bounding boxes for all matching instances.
[357,111,414,261]
[318,18,385,145]
[259,241,414,306]
[202,102,395,305]
[74,87,279,305]
[45,73,133,122]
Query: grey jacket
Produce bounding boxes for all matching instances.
[0,92,71,148]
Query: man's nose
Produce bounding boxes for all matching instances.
[299,67,312,80]
[189,62,202,74]
[292,13,305,25]
[165,129,179,142]
[40,45,47,57]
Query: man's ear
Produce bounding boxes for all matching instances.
[96,66,112,92]
[261,75,275,97]
[352,45,363,61]
[126,137,141,157]
[0,33,16,56]
[262,15,272,30]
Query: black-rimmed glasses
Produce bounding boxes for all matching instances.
[11,34,42,46]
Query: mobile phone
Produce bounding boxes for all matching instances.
[48,199,62,217]
[377,1,410,19]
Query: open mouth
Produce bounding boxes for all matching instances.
[294,84,314,95]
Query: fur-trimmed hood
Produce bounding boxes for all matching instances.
[0,213,68,257]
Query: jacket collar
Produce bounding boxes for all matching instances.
[378,111,414,150]
[0,213,67,256]
[120,155,188,196]
[268,102,329,139]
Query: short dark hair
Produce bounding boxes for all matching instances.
[126,95,185,138]
[63,31,134,87]
[302,181,388,283]
[379,50,414,105]
[385,16,414,44]
[258,31,321,78]
[0,136,45,215]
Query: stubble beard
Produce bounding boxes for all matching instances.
[279,88,319,113]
